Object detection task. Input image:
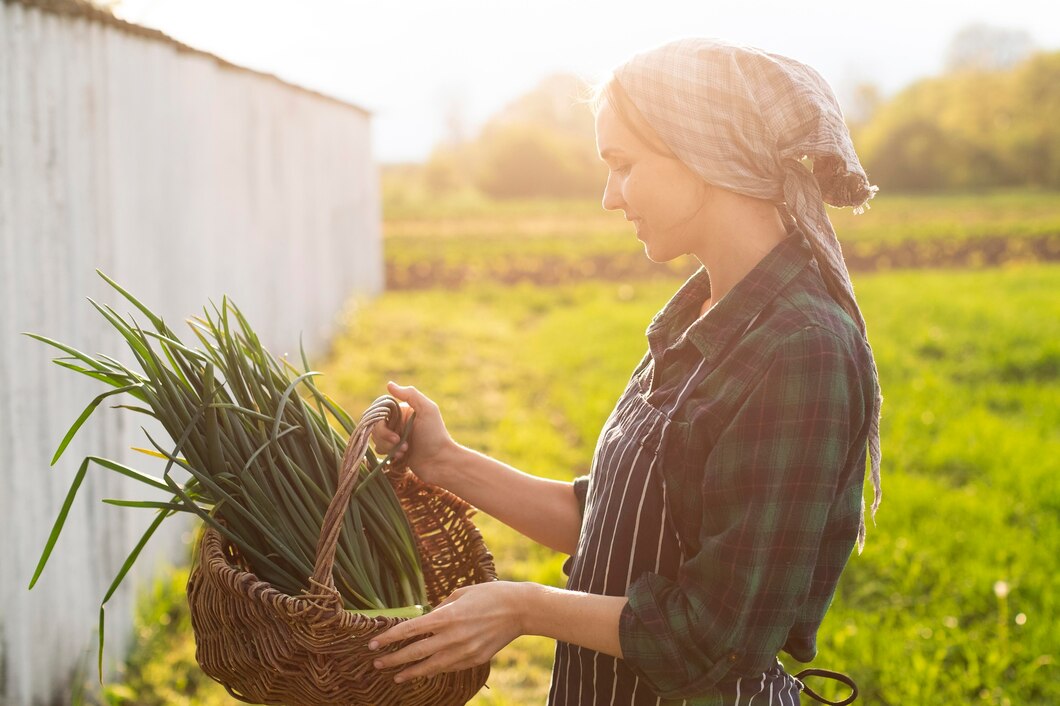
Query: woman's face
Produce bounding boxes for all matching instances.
[595,99,711,263]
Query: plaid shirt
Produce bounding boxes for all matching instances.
[570,229,875,701]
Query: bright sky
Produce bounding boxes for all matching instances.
[114,0,1060,164]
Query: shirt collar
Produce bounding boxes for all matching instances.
[645,229,814,364]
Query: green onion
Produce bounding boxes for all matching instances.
[25,270,428,678]
[346,605,431,619]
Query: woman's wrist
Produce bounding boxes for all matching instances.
[430,438,468,490]
[516,582,545,636]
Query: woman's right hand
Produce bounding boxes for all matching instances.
[372,381,456,487]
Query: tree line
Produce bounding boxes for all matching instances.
[386,41,1060,204]
[853,50,1060,191]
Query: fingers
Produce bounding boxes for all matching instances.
[370,421,408,457]
[371,632,447,675]
[365,587,492,683]
[390,650,466,683]
[369,612,436,652]
[387,381,438,415]
[374,380,424,458]
[369,619,473,683]
[371,420,405,446]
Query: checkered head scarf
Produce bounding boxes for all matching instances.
[612,37,882,551]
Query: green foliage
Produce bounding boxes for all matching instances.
[98,563,237,706]
[384,72,607,202]
[474,123,604,199]
[110,260,1059,704]
[1010,52,1060,187]
[858,50,1060,191]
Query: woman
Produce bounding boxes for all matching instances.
[368,37,882,706]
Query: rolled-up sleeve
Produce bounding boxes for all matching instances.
[572,474,590,517]
[618,326,865,700]
[562,475,592,577]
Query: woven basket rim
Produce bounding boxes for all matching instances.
[193,523,423,629]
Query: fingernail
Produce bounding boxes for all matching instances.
[394,676,404,684]
[368,641,379,650]
[373,659,383,669]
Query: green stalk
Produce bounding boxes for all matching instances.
[345,605,429,619]
[29,272,431,614]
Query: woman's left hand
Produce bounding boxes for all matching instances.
[368,580,530,683]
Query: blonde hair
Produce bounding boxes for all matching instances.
[582,74,676,159]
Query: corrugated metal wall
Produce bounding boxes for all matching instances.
[0,2,382,702]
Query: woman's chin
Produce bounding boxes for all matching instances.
[641,242,677,264]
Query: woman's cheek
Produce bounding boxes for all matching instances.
[622,173,641,205]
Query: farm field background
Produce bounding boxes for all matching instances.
[100,192,1059,705]
[384,191,1060,288]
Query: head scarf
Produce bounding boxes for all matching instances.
[612,37,882,552]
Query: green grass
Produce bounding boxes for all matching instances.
[383,191,1060,287]
[385,190,1060,244]
[102,261,1059,705]
[384,188,1060,230]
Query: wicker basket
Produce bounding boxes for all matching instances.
[186,396,497,705]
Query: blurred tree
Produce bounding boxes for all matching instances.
[411,73,607,200]
[470,73,605,198]
[439,86,472,148]
[1009,52,1060,187]
[486,73,597,145]
[407,44,1060,200]
[845,81,884,139]
[423,147,464,196]
[858,42,1059,192]
[381,162,429,217]
[419,88,478,197]
[474,123,600,199]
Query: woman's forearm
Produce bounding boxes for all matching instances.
[366,580,626,682]
[431,441,583,555]
[520,583,626,660]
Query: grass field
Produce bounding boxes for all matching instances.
[383,189,1060,237]
[383,191,1060,288]
[100,255,1059,705]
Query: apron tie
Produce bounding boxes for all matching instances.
[793,668,858,705]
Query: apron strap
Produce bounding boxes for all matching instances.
[793,668,858,705]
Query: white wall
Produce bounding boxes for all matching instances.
[0,1,382,702]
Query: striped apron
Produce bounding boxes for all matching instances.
[547,322,805,705]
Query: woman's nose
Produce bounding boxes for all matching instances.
[601,174,624,212]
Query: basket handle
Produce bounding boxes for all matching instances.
[309,394,407,592]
